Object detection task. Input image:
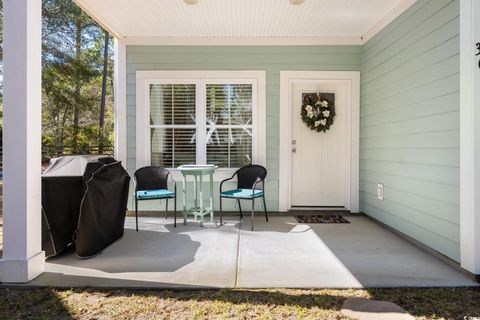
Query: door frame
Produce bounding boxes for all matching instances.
[278,71,360,212]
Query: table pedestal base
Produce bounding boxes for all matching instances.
[178,165,216,227]
[183,207,214,227]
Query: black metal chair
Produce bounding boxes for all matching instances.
[133,166,177,231]
[219,164,268,230]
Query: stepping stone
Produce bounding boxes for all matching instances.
[341,298,414,320]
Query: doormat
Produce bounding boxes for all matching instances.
[294,215,350,224]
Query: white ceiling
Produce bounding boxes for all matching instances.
[75,0,416,44]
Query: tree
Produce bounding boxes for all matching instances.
[41,0,114,157]
[0,0,114,160]
[99,30,110,153]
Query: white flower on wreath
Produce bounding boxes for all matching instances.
[322,110,330,118]
[305,105,313,111]
[307,110,315,118]
[314,120,321,127]
[321,100,328,107]
[320,119,327,126]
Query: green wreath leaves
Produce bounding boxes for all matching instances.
[301,94,335,133]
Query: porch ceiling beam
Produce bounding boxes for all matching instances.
[121,36,364,46]
[0,0,45,282]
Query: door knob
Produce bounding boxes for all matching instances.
[292,140,296,145]
[292,147,296,153]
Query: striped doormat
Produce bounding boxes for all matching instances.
[294,215,350,224]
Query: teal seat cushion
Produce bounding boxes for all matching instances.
[135,189,175,199]
[221,189,263,198]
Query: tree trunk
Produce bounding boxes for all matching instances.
[72,19,82,153]
[59,106,70,154]
[99,31,109,153]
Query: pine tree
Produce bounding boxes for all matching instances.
[41,0,114,158]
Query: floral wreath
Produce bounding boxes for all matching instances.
[301,93,335,133]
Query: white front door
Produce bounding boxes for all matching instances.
[291,81,347,207]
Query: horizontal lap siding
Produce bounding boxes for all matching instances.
[126,45,361,211]
[360,0,460,260]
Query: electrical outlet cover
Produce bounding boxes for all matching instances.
[377,183,384,200]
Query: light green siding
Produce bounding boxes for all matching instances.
[125,0,461,261]
[360,0,460,260]
[126,46,362,211]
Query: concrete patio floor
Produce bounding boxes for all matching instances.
[29,215,478,288]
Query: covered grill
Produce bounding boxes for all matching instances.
[41,155,130,258]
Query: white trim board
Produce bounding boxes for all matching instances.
[460,0,480,275]
[361,0,417,42]
[124,36,363,46]
[278,71,360,213]
[113,38,127,166]
[135,70,266,181]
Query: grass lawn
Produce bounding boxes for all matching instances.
[0,287,479,319]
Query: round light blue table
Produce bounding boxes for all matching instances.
[177,164,217,226]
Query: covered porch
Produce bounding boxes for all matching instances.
[1,0,480,286]
[29,215,476,288]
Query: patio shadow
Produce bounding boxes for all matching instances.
[46,229,201,273]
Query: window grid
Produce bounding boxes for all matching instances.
[205,83,253,168]
[148,80,255,169]
[149,83,197,168]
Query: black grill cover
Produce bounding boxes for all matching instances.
[41,155,130,258]
[42,175,83,257]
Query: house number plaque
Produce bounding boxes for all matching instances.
[476,42,480,69]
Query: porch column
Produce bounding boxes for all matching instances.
[0,0,45,282]
[114,38,127,166]
[460,0,480,276]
